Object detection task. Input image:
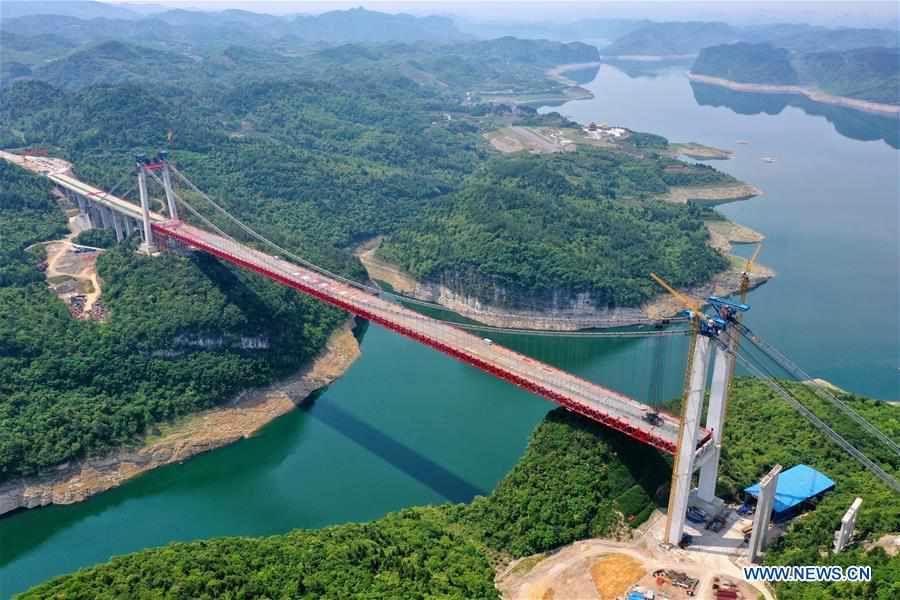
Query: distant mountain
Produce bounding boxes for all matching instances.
[0,6,469,58]
[745,25,900,52]
[601,21,740,56]
[292,7,466,44]
[28,40,195,89]
[0,1,140,20]
[692,43,900,104]
[465,37,599,66]
[796,46,900,104]
[693,43,799,85]
[456,18,648,44]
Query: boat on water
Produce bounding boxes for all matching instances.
[761,157,776,163]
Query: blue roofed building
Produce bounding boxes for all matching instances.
[745,464,835,517]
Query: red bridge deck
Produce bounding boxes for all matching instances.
[155,220,712,454]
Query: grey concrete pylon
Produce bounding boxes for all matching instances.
[749,464,782,563]
[137,167,156,254]
[665,333,712,546]
[161,162,179,221]
[834,497,862,553]
[697,330,736,502]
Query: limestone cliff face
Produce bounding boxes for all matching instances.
[150,334,271,357]
[357,229,772,331]
[413,273,647,331]
[0,320,360,516]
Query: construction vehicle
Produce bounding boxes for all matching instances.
[642,409,663,427]
[653,569,699,596]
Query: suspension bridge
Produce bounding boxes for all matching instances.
[4,149,897,551]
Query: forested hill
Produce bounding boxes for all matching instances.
[600,21,898,58]
[20,380,900,599]
[1,38,731,309]
[1,37,738,481]
[601,21,740,56]
[693,43,801,85]
[0,162,344,484]
[0,6,465,53]
[693,43,900,104]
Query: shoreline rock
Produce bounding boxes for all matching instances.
[0,319,361,516]
[687,72,900,117]
[356,235,773,332]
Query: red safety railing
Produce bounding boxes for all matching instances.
[154,221,709,455]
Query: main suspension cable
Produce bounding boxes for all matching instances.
[737,323,900,458]
[726,342,900,492]
[168,165,684,330]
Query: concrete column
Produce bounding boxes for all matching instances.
[834,497,862,553]
[665,333,712,546]
[161,163,179,220]
[749,464,782,563]
[99,205,113,229]
[112,213,124,242]
[124,217,134,237]
[88,204,102,229]
[137,167,156,254]
[697,331,736,502]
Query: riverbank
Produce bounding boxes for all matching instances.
[662,182,762,205]
[0,319,361,516]
[546,61,603,86]
[356,228,772,331]
[688,73,900,117]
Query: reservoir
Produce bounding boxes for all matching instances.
[2,61,897,597]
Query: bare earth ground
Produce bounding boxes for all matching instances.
[662,183,762,205]
[0,319,361,515]
[485,126,577,154]
[498,511,774,600]
[546,62,603,86]
[34,202,105,313]
[670,142,735,161]
[705,220,765,254]
[353,235,419,294]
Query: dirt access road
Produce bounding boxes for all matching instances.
[498,511,774,600]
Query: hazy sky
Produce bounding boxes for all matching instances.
[111,1,900,27]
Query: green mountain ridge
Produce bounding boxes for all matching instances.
[693,43,900,104]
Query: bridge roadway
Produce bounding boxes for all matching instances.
[0,151,710,454]
[0,150,166,223]
[154,220,713,455]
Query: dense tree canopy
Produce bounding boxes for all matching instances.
[22,380,899,599]
[380,151,730,307]
[0,166,343,483]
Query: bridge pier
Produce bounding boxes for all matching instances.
[665,333,712,546]
[136,163,156,254]
[99,205,114,230]
[697,331,735,503]
[748,464,782,563]
[161,158,179,220]
[112,212,125,242]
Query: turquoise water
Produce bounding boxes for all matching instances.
[544,63,899,401]
[2,61,897,597]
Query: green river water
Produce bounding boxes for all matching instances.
[1,61,897,597]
